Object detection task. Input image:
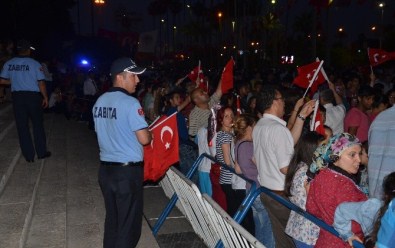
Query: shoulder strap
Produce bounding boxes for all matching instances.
[236,140,251,162]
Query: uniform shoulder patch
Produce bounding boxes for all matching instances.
[138,108,145,116]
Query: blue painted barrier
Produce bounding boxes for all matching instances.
[152,153,365,248]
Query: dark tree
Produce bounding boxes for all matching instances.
[0,0,76,42]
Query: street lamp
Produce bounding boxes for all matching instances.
[217,11,223,45]
[379,2,385,49]
[90,0,105,36]
[173,26,177,52]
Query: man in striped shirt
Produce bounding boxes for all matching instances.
[188,79,223,140]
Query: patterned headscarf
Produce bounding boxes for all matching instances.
[309,133,361,174]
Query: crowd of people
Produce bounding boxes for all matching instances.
[132,64,394,248]
[1,38,395,248]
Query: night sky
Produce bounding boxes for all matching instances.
[70,0,395,43]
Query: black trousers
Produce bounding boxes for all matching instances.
[99,165,144,248]
[12,91,47,160]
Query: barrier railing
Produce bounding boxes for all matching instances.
[202,194,266,248]
[166,167,221,247]
[152,153,365,248]
[159,172,185,215]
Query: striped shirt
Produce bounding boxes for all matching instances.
[188,92,221,137]
[216,131,234,185]
[368,105,395,199]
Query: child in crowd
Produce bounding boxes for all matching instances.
[333,172,395,248]
[358,141,369,196]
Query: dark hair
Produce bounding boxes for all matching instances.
[216,106,233,132]
[284,131,325,197]
[283,88,303,117]
[220,93,235,108]
[256,86,278,114]
[361,140,369,153]
[372,94,389,109]
[320,88,335,104]
[165,90,182,101]
[358,85,375,97]
[368,172,395,245]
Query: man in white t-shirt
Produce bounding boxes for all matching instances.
[83,70,99,129]
[253,86,315,248]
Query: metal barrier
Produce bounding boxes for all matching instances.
[159,172,185,215]
[152,153,365,248]
[166,167,220,247]
[202,194,266,248]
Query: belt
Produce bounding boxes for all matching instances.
[270,189,285,197]
[100,161,143,167]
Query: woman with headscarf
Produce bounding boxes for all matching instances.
[306,133,368,248]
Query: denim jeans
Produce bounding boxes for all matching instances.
[252,197,275,248]
[179,143,198,184]
[293,238,314,248]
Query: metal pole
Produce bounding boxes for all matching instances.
[77,0,81,35]
[380,8,384,49]
[91,0,94,36]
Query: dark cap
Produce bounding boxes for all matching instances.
[110,57,146,76]
[17,40,35,51]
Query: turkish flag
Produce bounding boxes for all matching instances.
[310,101,326,136]
[293,61,326,94]
[188,65,207,91]
[368,48,395,66]
[144,113,179,182]
[221,58,235,93]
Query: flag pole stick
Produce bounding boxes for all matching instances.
[310,99,320,132]
[196,60,201,88]
[150,112,177,131]
[316,57,329,82]
[302,60,324,98]
[367,48,374,74]
[149,115,161,129]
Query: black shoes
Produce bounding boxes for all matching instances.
[25,151,51,163]
[38,151,51,160]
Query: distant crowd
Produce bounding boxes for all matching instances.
[1,38,395,248]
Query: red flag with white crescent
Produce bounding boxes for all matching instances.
[144,113,179,181]
[293,61,326,95]
[368,48,395,66]
[187,65,207,91]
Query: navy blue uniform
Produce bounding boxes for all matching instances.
[0,56,48,161]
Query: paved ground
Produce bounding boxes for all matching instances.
[0,102,205,248]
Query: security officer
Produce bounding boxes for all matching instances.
[0,40,51,162]
[93,57,151,248]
